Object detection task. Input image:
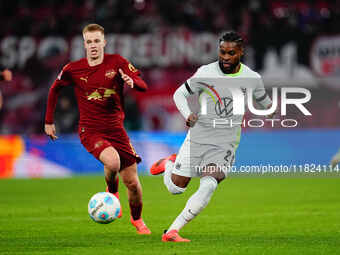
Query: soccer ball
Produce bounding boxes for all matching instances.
[88,192,121,224]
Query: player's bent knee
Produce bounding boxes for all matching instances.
[165,179,186,195]
[104,161,120,172]
[125,180,139,193]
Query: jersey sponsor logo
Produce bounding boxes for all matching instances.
[87,90,103,101]
[128,63,138,72]
[87,88,116,101]
[103,89,116,98]
[80,76,88,83]
[105,69,116,79]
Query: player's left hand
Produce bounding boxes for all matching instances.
[119,69,134,88]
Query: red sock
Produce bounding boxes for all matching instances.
[130,202,142,220]
[106,176,119,194]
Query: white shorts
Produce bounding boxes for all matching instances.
[172,139,236,178]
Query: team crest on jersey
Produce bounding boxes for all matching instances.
[128,63,138,72]
[87,90,103,101]
[105,69,116,79]
[215,97,233,118]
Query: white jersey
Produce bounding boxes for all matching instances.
[173,61,271,148]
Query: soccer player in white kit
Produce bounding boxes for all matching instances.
[150,31,274,242]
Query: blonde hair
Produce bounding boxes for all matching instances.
[82,24,104,35]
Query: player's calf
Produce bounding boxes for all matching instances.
[120,163,146,226]
[124,179,140,195]
[105,176,122,218]
[164,175,218,236]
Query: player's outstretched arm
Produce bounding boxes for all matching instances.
[45,83,61,138]
[44,123,58,141]
[44,65,71,140]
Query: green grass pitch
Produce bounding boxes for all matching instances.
[0,176,339,255]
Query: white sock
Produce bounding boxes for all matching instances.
[167,176,218,232]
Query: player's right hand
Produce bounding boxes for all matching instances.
[44,124,58,141]
[2,69,12,81]
[186,113,198,127]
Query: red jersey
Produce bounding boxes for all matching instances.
[45,54,147,132]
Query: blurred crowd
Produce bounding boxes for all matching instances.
[0,0,338,37]
[0,0,339,134]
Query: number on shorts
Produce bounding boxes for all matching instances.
[224,150,232,162]
[224,150,235,166]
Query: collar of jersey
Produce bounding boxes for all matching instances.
[224,63,243,77]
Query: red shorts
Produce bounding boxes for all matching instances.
[79,128,141,170]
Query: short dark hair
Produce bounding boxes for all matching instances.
[219,31,243,47]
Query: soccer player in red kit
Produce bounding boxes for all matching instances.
[44,24,151,234]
